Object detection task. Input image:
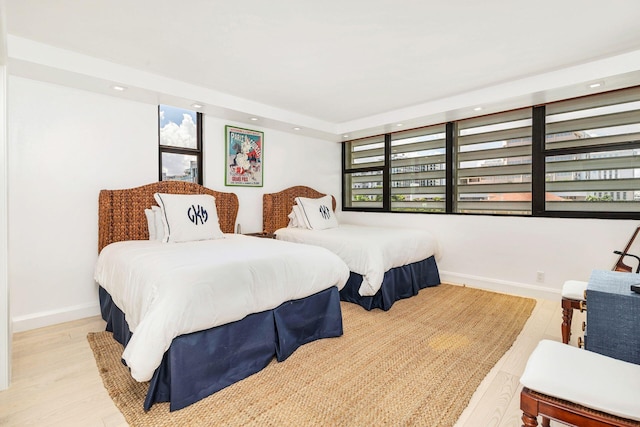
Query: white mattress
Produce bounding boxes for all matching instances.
[94,234,350,382]
[275,224,439,296]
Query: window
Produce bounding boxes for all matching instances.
[456,109,532,215]
[158,105,203,184]
[391,126,446,213]
[543,88,640,214]
[342,86,640,219]
[343,135,385,209]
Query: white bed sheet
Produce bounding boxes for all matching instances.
[94,234,349,382]
[275,225,439,297]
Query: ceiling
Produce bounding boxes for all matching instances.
[4,0,640,140]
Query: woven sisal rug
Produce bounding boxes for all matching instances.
[88,284,535,427]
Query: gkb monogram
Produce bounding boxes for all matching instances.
[188,204,209,225]
[319,205,331,220]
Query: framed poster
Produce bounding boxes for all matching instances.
[225,125,264,187]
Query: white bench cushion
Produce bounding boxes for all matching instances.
[520,339,640,421]
[561,280,588,300]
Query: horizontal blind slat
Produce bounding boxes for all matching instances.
[391,186,446,195]
[391,139,445,154]
[458,145,531,162]
[546,178,640,192]
[392,170,446,180]
[457,182,531,194]
[391,156,446,168]
[546,88,640,115]
[545,201,639,212]
[545,110,640,135]
[545,132,640,150]
[546,155,640,173]
[458,164,532,177]
[458,128,532,146]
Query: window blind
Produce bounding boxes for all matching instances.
[456,109,533,214]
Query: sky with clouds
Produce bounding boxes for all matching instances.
[159,105,198,176]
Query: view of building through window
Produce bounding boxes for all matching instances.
[343,86,640,218]
[159,104,202,184]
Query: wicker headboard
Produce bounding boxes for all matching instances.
[262,186,336,234]
[98,181,239,253]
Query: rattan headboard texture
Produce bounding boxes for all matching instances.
[262,186,336,234]
[98,181,239,253]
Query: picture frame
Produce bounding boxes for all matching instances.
[225,125,264,187]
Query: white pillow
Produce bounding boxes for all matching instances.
[287,210,298,228]
[151,206,165,242]
[153,193,224,243]
[292,204,310,229]
[294,195,338,230]
[144,208,156,240]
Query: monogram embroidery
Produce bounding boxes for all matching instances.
[319,205,331,220]
[187,204,209,225]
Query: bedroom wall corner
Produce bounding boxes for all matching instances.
[7,76,158,333]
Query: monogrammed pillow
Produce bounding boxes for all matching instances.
[153,193,224,243]
[294,195,338,230]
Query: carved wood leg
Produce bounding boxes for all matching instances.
[541,416,550,427]
[522,412,538,427]
[561,305,573,344]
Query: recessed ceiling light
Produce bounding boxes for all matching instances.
[589,82,604,89]
[396,123,403,127]
[191,103,203,109]
[343,135,349,138]
[474,107,483,111]
[293,127,301,131]
[250,117,259,121]
[111,85,126,91]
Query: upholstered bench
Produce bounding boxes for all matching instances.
[561,280,587,344]
[520,340,640,427]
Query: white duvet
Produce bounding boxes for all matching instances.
[275,225,439,297]
[94,234,349,382]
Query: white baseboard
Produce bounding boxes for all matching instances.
[439,270,561,301]
[9,272,560,333]
[12,302,101,333]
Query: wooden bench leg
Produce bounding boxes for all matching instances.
[561,303,573,344]
[521,412,538,427]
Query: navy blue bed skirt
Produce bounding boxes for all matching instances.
[99,286,343,411]
[339,255,440,311]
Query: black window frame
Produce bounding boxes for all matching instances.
[158,105,204,185]
[342,87,640,220]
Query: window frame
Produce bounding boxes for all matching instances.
[158,105,204,185]
[341,87,640,220]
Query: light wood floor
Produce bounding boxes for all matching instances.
[0,297,582,427]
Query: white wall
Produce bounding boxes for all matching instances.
[7,77,342,332]
[201,116,341,234]
[8,75,639,332]
[341,211,639,300]
[8,77,158,331]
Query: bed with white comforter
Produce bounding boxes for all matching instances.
[96,181,350,411]
[275,225,438,297]
[95,234,349,383]
[263,186,442,311]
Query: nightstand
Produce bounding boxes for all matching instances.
[243,232,276,239]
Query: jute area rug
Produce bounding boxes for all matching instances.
[88,284,535,427]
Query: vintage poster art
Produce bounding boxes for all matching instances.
[225,125,264,187]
